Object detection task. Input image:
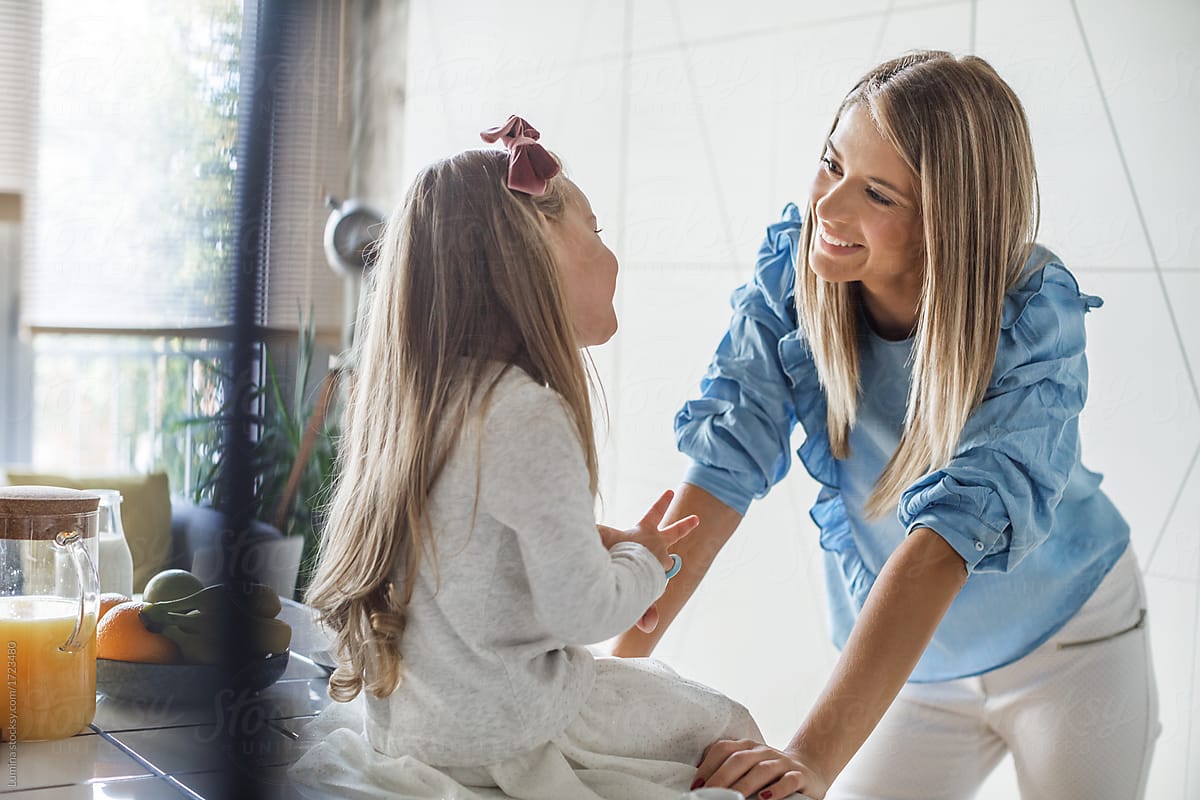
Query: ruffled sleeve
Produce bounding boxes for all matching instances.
[898,248,1104,573]
[674,204,811,514]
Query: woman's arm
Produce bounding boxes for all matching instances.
[612,483,744,657]
[694,527,967,799]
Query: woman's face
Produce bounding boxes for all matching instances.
[544,181,620,347]
[808,103,924,298]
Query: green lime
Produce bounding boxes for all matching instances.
[143,569,205,603]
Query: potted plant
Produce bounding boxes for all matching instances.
[173,313,339,599]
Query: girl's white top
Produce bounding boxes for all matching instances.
[364,366,666,766]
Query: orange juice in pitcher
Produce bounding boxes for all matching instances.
[1,596,97,742]
[0,486,101,742]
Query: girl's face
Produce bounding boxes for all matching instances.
[544,181,619,347]
[808,103,924,300]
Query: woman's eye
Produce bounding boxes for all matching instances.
[821,156,840,174]
[867,188,893,206]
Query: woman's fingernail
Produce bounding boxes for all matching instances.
[760,792,773,800]
[690,778,705,790]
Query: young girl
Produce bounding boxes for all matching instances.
[614,52,1160,800]
[289,116,763,800]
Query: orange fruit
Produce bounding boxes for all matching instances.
[96,601,182,664]
[99,592,131,622]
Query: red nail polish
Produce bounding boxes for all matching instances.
[760,792,773,800]
[690,778,705,790]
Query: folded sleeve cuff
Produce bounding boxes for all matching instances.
[905,503,1012,574]
[683,463,753,516]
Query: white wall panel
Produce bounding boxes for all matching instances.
[975,0,1155,269]
[1075,273,1200,552]
[1143,457,1200,585]
[631,0,895,54]
[1163,272,1200,379]
[874,1,972,61]
[624,42,780,268]
[1073,0,1200,269]
[598,266,735,523]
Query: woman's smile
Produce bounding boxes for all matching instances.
[816,222,864,253]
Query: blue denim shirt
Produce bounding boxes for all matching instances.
[676,204,1130,681]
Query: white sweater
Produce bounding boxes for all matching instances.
[365,367,666,767]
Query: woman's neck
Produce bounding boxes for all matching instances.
[858,280,920,341]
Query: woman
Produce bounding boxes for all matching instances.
[614,51,1159,800]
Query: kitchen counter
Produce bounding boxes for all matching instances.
[2,599,332,798]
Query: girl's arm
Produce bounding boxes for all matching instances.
[694,527,967,799]
[612,483,744,657]
[482,381,671,645]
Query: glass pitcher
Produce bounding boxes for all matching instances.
[0,485,100,741]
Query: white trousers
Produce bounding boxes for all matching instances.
[828,545,1160,800]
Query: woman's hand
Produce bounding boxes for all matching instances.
[694,739,830,800]
[693,529,965,798]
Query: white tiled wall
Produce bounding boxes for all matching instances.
[400,1,1199,796]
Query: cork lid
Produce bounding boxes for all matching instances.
[0,486,100,540]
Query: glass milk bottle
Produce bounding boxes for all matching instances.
[95,490,134,597]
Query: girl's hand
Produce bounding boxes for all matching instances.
[634,604,659,633]
[694,739,830,800]
[597,490,698,571]
[596,522,662,630]
[597,491,697,635]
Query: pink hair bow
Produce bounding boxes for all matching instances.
[480,115,561,196]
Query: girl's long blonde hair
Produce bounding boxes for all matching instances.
[305,149,597,702]
[796,51,1040,519]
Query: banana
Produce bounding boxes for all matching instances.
[143,583,282,618]
[233,584,283,618]
[144,584,227,616]
[140,582,290,664]
[155,610,222,637]
[246,615,292,655]
[158,612,292,659]
[161,624,222,665]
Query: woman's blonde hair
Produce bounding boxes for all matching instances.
[305,149,597,701]
[796,51,1040,519]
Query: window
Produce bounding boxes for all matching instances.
[18,0,348,501]
[26,0,242,333]
[30,335,225,496]
[17,1,242,495]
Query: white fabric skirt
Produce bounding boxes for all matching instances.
[288,657,762,800]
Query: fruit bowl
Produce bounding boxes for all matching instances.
[96,650,289,706]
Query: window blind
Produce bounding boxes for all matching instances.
[0,0,39,197]
[21,0,348,337]
[259,0,348,334]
